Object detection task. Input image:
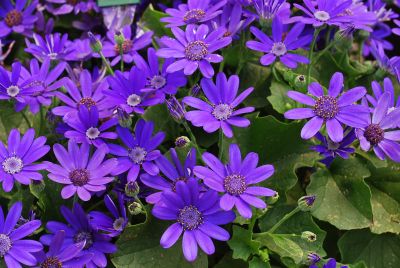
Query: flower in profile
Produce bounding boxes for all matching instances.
[157,24,232,78]
[194,144,276,218]
[335,1,376,34]
[246,19,311,68]
[161,0,227,27]
[152,178,235,261]
[166,96,186,122]
[0,202,42,267]
[108,120,165,182]
[310,258,348,268]
[45,0,99,15]
[0,128,49,192]
[141,148,197,204]
[183,72,254,138]
[52,69,112,120]
[0,0,38,37]
[370,43,400,83]
[251,0,291,23]
[45,141,118,201]
[35,230,92,267]
[40,203,117,268]
[25,33,74,62]
[101,25,153,66]
[311,129,356,166]
[284,72,370,142]
[106,67,165,115]
[366,78,399,112]
[133,47,187,95]
[64,106,118,148]
[363,23,392,57]
[89,194,128,237]
[356,93,400,162]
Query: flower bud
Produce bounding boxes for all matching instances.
[114,32,125,46]
[88,32,102,53]
[116,107,132,128]
[266,191,279,204]
[166,96,186,122]
[306,252,321,265]
[128,202,143,215]
[190,84,201,97]
[301,231,317,242]
[175,136,190,148]
[298,195,316,211]
[125,181,140,197]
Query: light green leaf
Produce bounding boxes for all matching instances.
[227,225,261,261]
[267,81,298,114]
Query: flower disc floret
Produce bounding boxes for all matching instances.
[212,104,233,121]
[271,42,287,56]
[86,127,100,140]
[185,41,208,61]
[127,94,141,107]
[177,205,203,230]
[364,124,385,145]
[183,9,206,23]
[6,85,20,97]
[73,231,93,250]
[78,97,97,108]
[2,156,23,174]
[41,257,62,268]
[150,75,167,89]
[314,10,331,22]
[114,40,133,54]
[0,234,12,257]
[128,147,147,164]
[223,174,247,195]
[5,10,22,27]
[69,169,90,186]
[313,96,339,120]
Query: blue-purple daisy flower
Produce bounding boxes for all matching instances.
[0,0,38,37]
[25,33,73,62]
[152,178,235,262]
[45,0,99,15]
[310,258,348,268]
[0,128,49,192]
[251,0,291,23]
[366,78,399,112]
[183,72,254,138]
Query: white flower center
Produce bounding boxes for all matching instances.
[271,42,287,56]
[6,85,20,97]
[128,147,147,164]
[127,94,141,107]
[314,10,330,22]
[2,156,23,174]
[212,104,233,121]
[86,127,100,140]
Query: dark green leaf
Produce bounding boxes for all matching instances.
[140,5,171,37]
[143,104,181,141]
[227,225,261,261]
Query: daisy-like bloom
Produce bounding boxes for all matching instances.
[64,106,118,148]
[194,144,276,218]
[310,258,348,268]
[133,47,187,95]
[45,141,118,201]
[365,78,399,112]
[251,0,291,23]
[152,178,235,262]
[157,24,232,78]
[363,23,393,57]
[246,18,311,69]
[141,148,197,204]
[25,33,73,62]
[370,43,400,83]
[105,67,165,115]
[35,230,93,268]
[109,120,165,182]
[101,25,153,66]
[41,203,117,268]
[45,0,99,15]
[0,128,49,192]
[89,194,128,237]
[0,202,42,267]
[311,129,356,166]
[183,72,254,138]
[0,0,38,38]
[335,1,377,34]
[15,58,66,114]
[356,93,400,162]
[284,72,370,142]
[160,0,227,27]
[52,69,112,120]
[366,0,398,22]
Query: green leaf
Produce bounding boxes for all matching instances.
[366,161,400,203]
[97,0,140,7]
[140,5,171,37]
[240,62,271,108]
[369,187,400,234]
[0,101,23,141]
[338,229,400,268]
[249,256,271,268]
[267,81,298,114]
[227,225,261,261]
[143,104,181,141]
[306,157,373,230]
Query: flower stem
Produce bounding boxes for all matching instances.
[268,207,301,233]
[99,51,114,75]
[307,28,322,85]
[218,129,224,160]
[119,44,124,72]
[182,121,202,155]
[39,106,44,135]
[21,110,31,129]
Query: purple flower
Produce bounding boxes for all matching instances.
[105,67,165,115]
[367,0,398,22]
[311,129,356,166]
[393,19,400,36]
[0,128,49,192]
[363,23,393,57]
[108,120,165,182]
[194,144,275,218]
[370,43,400,83]
[45,0,99,15]
[251,0,291,22]
[35,230,92,267]
[89,194,128,237]
[133,47,187,95]
[366,78,399,112]
[246,19,311,69]
[40,203,117,268]
[284,72,370,142]
[25,33,73,62]
[310,258,348,268]
[166,96,187,122]
[0,0,38,38]
[157,24,232,78]
[141,148,197,204]
[64,106,118,148]
[52,69,112,120]
[336,1,376,33]
[101,25,153,66]
[183,72,254,138]
[0,202,42,267]
[64,37,94,61]
[45,141,118,201]
[160,0,227,27]
[356,93,400,162]
[152,178,235,262]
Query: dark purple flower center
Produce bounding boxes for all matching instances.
[86,127,100,140]
[364,124,384,146]
[113,217,126,231]
[2,156,23,174]
[128,147,147,164]
[78,97,97,108]
[171,177,188,192]
[223,31,232,37]
[0,234,12,257]
[271,42,287,56]
[177,205,203,230]
[313,96,339,120]
[5,9,22,27]
[6,85,20,97]
[41,257,62,268]
[185,41,208,61]
[149,75,167,89]
[114,40,133,54]
[183,9,206,24]
[314,10,330,22]
[69,169,90,186]
[223,174,247,195]
[126,94,141,107]
[212,104,233,121]
[73,231,93,250]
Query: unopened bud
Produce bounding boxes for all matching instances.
[88,32,102,53]
[301,231,317,242]
[298,195,316,211]
[114,32,125,46]
[306,252,321,265]
[175,136,190,148]
[116,107,132,128]
[128,202,143,215]
[166,96,186,122]
[190,84,201,97]
[125,181,140,197]
[266,191,279,204]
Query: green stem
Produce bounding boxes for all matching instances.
[218,129,224,160]
[307,28,322,85]
[268,207,301,233]
[39,107,44,136]
[99,51,114,75]
[182,121,202,155]
[119,44,124,72]
[21,110,32,128]
[72,194,78,209]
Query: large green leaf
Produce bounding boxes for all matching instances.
[240,62,271,108]
[227,225,261,261]
[306,158,373,230]
[0,101,24,141]
[338,229,400,268]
